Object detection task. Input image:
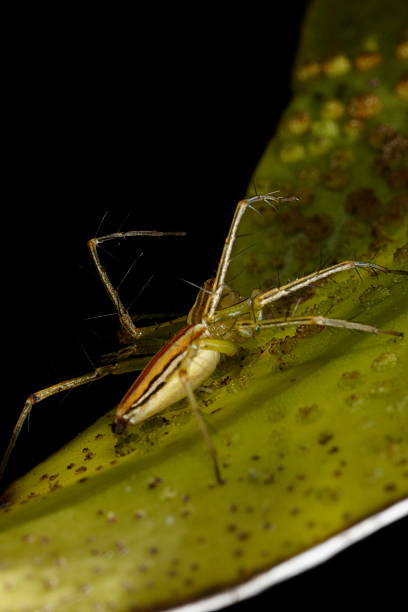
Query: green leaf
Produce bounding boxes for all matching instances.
[1,1,407,611]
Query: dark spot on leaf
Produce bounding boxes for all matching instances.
[345,188,382,222]
[237,531,251,541]
[338,370,362,389]
[318,432,333,445]
[393,242,408,265]
[147,477,162,490]
[296,404,321,424]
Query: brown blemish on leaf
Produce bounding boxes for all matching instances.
[331,148,354,167]
[345,188,382,221]
[359,285,391,307]
[75,466,87,474]
[317,432,333,445]
[396,40,408,59]
[395,72,408,101]
[147,476,162,490]
[371,352,398,371]
[369,124,398,149]
[354,52,383,71]
[295,324,324,340]
[343,118,365,139]
[286,112,311,134]
[269,335,297,357]
[267,404,288,424]
[323,167,350,190]
[370,126,408,189]
[370,379,394,396]
[383,194,408,225]
[345,394,365,410]
[296,404,321,425]
[298,165,321,185]
[338,370,362,390]
[278,206,334,241]
[393,243,408,264]
[296,61,321,81]
[315,487,341,504]
[328,446,339,454]
[348,93,382,118]
[386,168,408,190]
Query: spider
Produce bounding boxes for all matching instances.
[1,193,406,484]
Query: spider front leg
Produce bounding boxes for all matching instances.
[88,230,186,340]
[253,261,408,310]
[203,192,296,320]
[243,261,407,337]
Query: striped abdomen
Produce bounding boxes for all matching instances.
[113,323,220,432]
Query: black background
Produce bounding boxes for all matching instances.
[2,2,407,608]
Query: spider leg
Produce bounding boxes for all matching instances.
[88,230,185,339]
[237,314,403,337]
[0,362,122,480]
[177,336,237,485]
[254,261,408,310]
[204,193,293,321]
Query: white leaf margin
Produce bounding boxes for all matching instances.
[170,497,408,612]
